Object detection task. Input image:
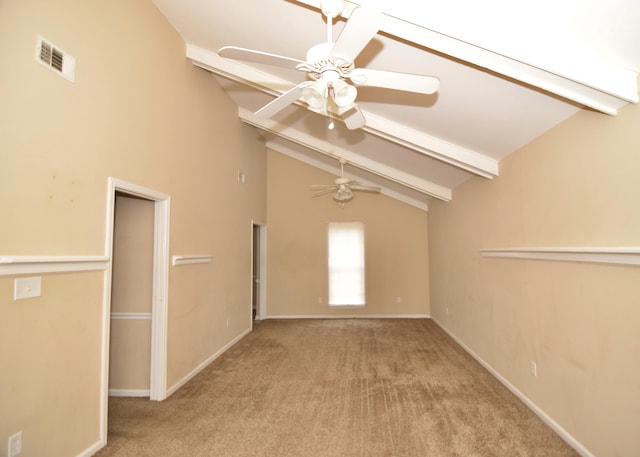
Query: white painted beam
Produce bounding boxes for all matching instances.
[238,107,452,202]
[362,113,499,178]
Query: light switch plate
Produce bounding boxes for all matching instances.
[14,277,42,300]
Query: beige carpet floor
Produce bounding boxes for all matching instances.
[96,319,579,456]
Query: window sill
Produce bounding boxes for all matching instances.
[328,304,367,308]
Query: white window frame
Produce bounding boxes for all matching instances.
[327,221,366,307]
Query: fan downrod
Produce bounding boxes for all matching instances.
[321,0,344,19]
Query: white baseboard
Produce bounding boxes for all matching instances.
[265,314,431,319]
[431,318,595,457]
[166,326,253,397]
[76,440,104,457]
[108,389,150,397]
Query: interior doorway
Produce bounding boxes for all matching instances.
[101,178,170,444]
[109,192,154,397]
[251,222,266,322]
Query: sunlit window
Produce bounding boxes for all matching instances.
[327,221,365,306]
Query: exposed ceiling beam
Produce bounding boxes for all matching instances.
[238,107,452,202]
[361,113,498,177]
[296,0,639,114]
[186,43,498,178]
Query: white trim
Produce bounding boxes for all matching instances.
[480,247,640,267]
[108,389,150,397]
[76,440,104,457]
[251,221,268,322]
[171,254,213,266]
[265,314,430,319]
[110,312,152,320]
[150,192,170,401]
[431,318,595,457]
[0,256,108,276]
[167,326,252,397]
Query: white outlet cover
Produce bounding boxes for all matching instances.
[8,431,22,457]
[14,276,42,300]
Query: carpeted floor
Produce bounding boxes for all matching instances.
[95,319,579,456]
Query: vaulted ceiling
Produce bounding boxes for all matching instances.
[152,0,639,211]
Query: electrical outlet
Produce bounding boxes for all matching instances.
[8,431,22,457]
[530,361,538,377]
[396,296,402,304]
[226,319,230,328]
[446,307,449,316]
[317,296,323,304]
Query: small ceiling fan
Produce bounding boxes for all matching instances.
[311,158,381,206]
[218,0,439,129]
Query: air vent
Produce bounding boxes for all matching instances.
[36,36,75,82]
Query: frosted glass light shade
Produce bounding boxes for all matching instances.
[333,185,354,202]
[302,81,327,109]
[332,80,357,107]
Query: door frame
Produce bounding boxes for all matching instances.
[100,178,170,442]
[251,221,267,321]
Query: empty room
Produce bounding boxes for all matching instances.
[1,1,638,456]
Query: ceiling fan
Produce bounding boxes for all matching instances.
[218,0,439,129]
[311,158,381,206]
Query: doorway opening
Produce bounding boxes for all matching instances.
[109,191,154,397]
[251,222,266,322]
[100,178,170,444]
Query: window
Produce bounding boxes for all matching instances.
[327,221,365,306]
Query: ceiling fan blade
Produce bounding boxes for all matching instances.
[351,184,382,193]
[350,68,440,94]
[311,188,340,197]
[330,7,384,63]
[310,184,339,189]
[341,105,366,130]
[218,46,305,70]
[254,82,310,118]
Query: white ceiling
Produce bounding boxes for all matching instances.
[152,0,639,210]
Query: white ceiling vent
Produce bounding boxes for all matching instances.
[36,36,75,82]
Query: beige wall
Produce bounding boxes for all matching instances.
[428,102,640,457]
[266,151,429,317]
[0,1,266,456]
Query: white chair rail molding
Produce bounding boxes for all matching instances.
[171,254,213,267]
[480,247,640,267]
[0,255,110,276]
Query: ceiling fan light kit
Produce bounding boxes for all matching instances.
[334,185,355,206]
[217,0,439,130]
